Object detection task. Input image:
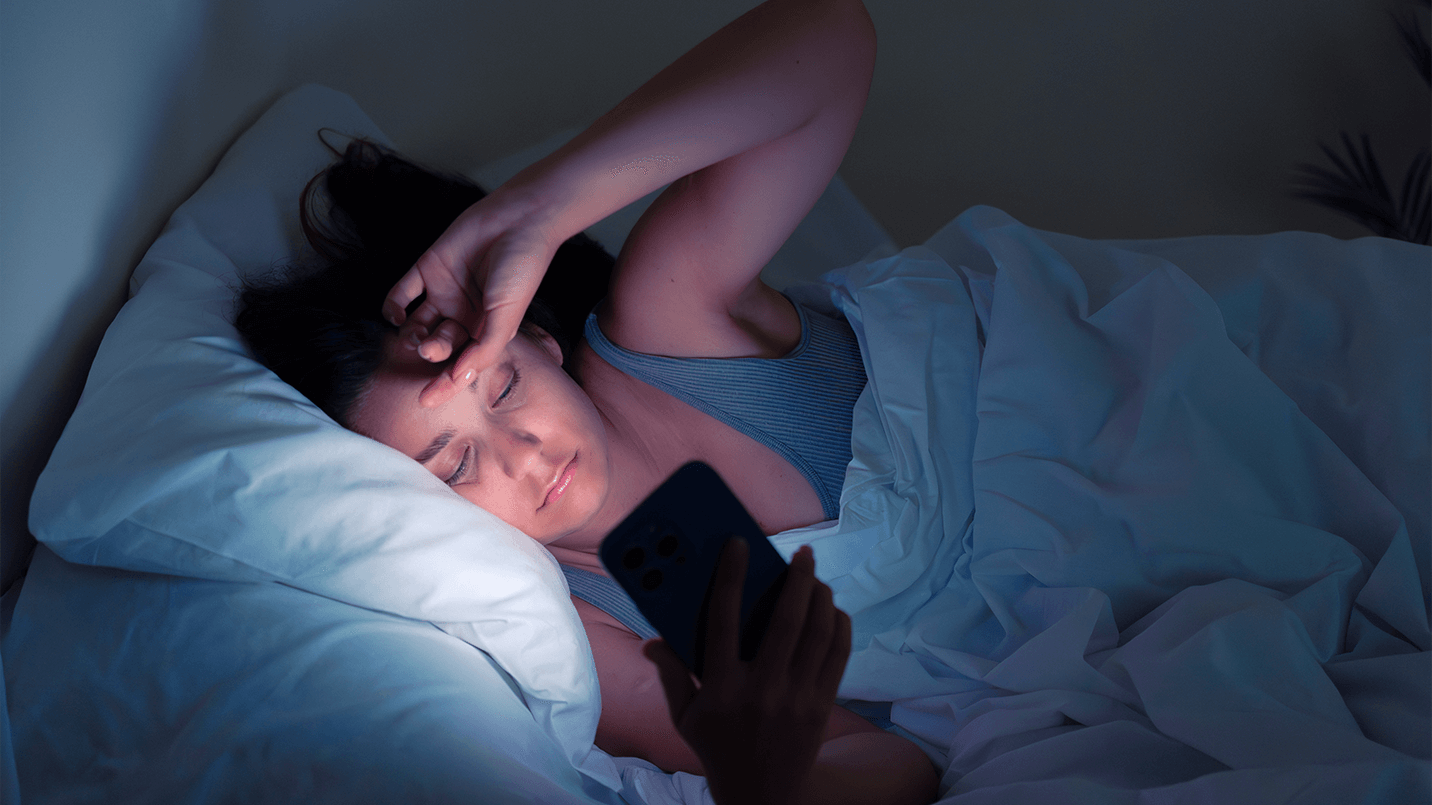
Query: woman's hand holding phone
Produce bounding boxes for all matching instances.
[643,541,851,805]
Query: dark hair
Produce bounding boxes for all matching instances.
[235,135,614,427]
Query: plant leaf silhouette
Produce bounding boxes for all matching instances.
[1294,132,1431,244]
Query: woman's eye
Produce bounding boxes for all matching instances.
[446,446,471,486]
[495,368,521,406]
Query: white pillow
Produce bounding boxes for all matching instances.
[28,84,604,774]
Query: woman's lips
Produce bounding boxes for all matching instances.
[543,454,578,509]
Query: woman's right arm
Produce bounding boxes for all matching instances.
[388,0,875,405]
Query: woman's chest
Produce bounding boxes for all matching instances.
[578,345,828,536]
[665,397,827,535]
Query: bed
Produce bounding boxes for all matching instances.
[2,85,1428,804]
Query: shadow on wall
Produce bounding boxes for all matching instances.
[2,0,213,593]
[849,0,1430,245]
[1291,0,1430,245]
[0,0,314,593]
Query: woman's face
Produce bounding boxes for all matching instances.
[353,326,611,543]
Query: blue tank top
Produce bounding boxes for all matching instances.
[582,300,866,519]
[565,298,866,639]
[562,564,660,639]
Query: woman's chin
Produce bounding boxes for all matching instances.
[538,489,610,549]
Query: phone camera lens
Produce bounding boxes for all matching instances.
[657,534,679,557]
[641,569,663,591]
[623,547,645,569]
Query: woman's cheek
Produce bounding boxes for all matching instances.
[459,484,513,524]
[459,484,548,539]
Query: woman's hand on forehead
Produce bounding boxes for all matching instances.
[383,188,563,409]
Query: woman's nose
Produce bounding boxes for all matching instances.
[494,425,543,478]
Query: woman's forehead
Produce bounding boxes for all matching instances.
[353,334,471,442]
[350,358,441,446]
[361,333,535,434]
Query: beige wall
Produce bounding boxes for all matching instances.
[2,0,1426,587]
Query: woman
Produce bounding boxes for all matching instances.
[241,1,938,802]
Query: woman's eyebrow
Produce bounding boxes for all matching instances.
[415,429,456,465]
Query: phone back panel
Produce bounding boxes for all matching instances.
[599,462,788,676]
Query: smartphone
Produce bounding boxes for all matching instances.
[599,461,789,678]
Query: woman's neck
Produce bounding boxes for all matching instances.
[544,341,701,575]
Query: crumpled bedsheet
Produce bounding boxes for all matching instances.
[721,207,1430,804]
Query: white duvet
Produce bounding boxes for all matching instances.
[762,208,1430,803]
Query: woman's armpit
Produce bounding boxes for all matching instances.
[575,595,706,774]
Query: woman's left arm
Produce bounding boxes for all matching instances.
[394,0,876,401]
[644,542,938,805]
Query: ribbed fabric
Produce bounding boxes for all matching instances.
[561,564,660,640]
[583,299,866,520]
